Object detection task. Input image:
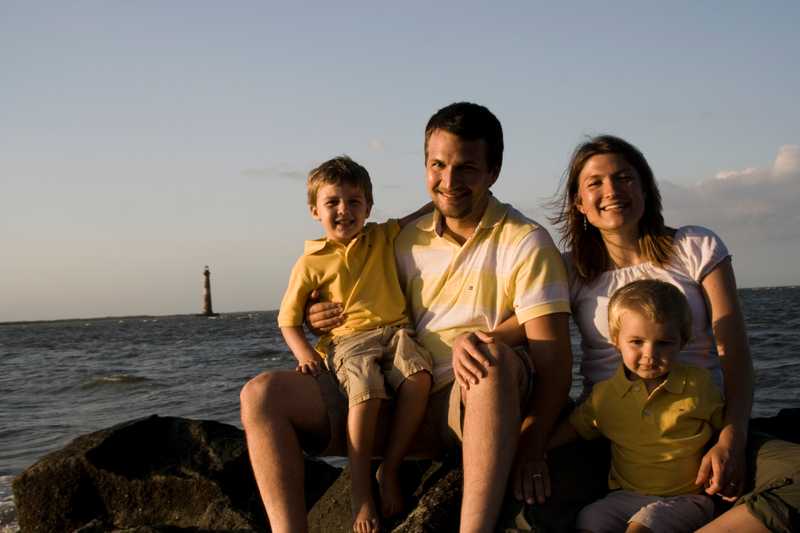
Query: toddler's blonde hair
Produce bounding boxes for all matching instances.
[608,279,692,347]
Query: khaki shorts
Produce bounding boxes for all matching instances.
[329,326,432,407]
[734,433,800,533]
[576,490,715,533]
[312,343,535,458]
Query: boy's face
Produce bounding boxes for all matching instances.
[615,310,682,388]
[310,182,371,245]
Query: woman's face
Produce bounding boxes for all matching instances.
[575,153,645,238]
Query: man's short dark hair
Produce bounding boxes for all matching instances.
[424,102,504,174]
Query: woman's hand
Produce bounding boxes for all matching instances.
[451,330,494,389]
[695,426,747,501]
[305,290,344,334]
[511,449,551,505]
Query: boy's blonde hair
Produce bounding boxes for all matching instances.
[608,279,693,347]
[307,155,374,207]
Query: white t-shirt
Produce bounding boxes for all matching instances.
[567,226,730,394]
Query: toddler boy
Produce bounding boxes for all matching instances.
[278,156,432,533]
[548,279,724,533]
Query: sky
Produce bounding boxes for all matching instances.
[2,1,799,322]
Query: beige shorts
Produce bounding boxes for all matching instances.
[576,490,715,533]
[312,342,535,458]
[329,326,433,407]
[734,433,800,533]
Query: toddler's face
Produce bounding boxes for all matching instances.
[615,310,682,388]
[310,182,370,245]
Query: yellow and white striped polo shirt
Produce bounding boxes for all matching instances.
[394,196,570,389]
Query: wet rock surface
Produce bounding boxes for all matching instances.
[12,416,339,532]
[13,409,800,532]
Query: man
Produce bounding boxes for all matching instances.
[240,102,572,532]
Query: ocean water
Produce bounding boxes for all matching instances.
[1,287,799,531]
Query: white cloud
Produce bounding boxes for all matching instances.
[715,167,758,180]
[659,144,800,287]
[241,167,305,180]
[773,144,800,178]
[368,139,386,152]
[662,144,800,244]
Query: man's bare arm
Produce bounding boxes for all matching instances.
[512,312,572,504]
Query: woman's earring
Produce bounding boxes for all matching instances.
[583,215,587,231]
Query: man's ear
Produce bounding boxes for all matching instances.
[488,167,500,188]
[366,203,373,220]
[309,204,319,220]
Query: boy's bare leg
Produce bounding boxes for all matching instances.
[240,370,330,533]
[349,398,382,533]
[377,371,432,517]
[459,343,522,533]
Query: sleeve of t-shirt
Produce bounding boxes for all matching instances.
[276,257,314,328]
[676,226,731,282]
[569,393,603,440]
[381,219,401,242]
[510,228,571,324]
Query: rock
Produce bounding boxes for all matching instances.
[751,408,800,443]
[308,458,463,533]
[16,409,799,532]
[12,415,341,532]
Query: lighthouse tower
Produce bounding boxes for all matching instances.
[202,266,216,316]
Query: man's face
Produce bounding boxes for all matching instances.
[425,129,498,221]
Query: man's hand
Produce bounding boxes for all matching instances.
[452,331,495,389]
[511,450,551,505]
[695,428,746,502]
[295,355,324,376]
[305,289,344,335]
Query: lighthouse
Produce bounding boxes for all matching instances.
[202,266,216,316]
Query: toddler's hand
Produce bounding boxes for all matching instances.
[296,359,323,376]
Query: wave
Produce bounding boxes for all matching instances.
[81,374,151,388]
[0,475,17,533]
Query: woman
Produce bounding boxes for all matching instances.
[554,134,798,532]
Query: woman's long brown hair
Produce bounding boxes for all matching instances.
[550,135,674,282]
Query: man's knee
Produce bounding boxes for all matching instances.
[240,371,285,426]
[481,342,525,385]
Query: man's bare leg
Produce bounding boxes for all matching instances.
[240,370,330,533]
[459,344,522,533]
[696,504,770,533]
[377,371,432,517]
[348,398,382,533]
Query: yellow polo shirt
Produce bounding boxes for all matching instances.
[277,220,408,347]
[570,363,725,496]
[394,197,570,389]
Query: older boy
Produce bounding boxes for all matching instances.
[278,156,432,532]
[549,279,725,533]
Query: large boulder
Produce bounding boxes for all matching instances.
[15,409,799,532]
[12,415,340,532]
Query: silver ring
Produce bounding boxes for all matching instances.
[533,473,543,478]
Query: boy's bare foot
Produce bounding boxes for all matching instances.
[352,495,380,533]
[376,463,404,518]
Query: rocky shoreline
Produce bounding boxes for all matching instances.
[12,410,799,532]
